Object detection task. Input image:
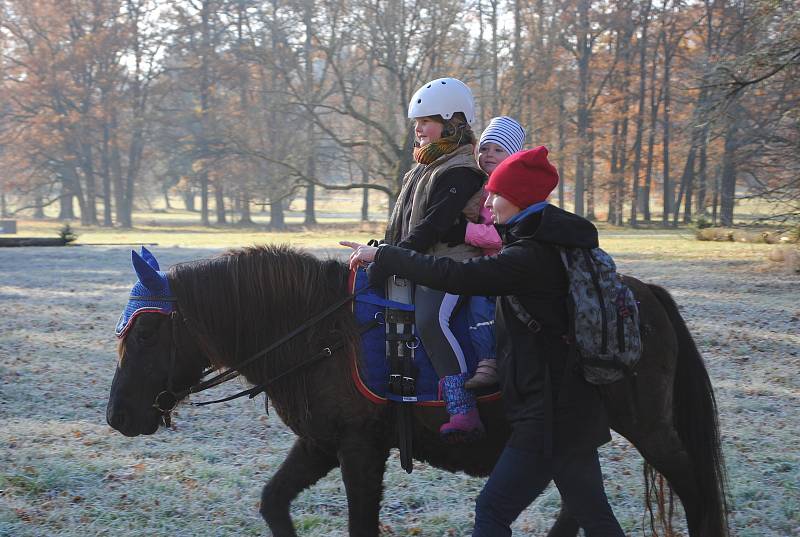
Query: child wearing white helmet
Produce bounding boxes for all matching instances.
[384,77,487,442]
[464,116,527,391]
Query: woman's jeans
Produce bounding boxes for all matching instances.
[473,445,625,537]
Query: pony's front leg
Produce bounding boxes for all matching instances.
[260,437,338,537]
[338,437,390,537]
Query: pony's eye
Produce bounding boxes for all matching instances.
[135,328,158,344]
[134,317,161,345]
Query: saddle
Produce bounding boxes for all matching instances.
[348,268,501,472]
[348,268,495,403]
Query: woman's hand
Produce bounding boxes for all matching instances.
[339,241,378,271]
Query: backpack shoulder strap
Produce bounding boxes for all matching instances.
[507,295,542,333]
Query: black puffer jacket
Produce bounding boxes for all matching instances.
[373,204,611,453]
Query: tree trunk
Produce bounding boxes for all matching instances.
[642,32,662,223]
[511,0,524,119]
[360,189,370,221]
[269,197,286,230]
[361,48,376,221]
[198,0,212,227]
[629,0,652,226]
[608,118,620,223]
[673,79,713,226]
[240,188,253,225]
[59,191,75,220]
[673,146,695,225]
[661,35,672,226]
[81,144,99,226]
[719,120,738,226]
[303,0,317,226]
[101,119,113,227]
[111,113,131,228]
[608,25,632,227]
[63,165,87,224]
[183,192,195,212]
[214,179,226,224]
[490,0,499,115]
[573,0,592,217]
[696,135,708,216]
[615,30,633,227]
[163,183,172,210]
[304,168,316,225]
[34,193,45,219]
[712,164,720,225]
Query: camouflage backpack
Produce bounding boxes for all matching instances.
[510,247,642,384]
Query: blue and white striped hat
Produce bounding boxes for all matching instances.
[479,116,526,155]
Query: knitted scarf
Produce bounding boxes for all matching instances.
[413,129,470,165]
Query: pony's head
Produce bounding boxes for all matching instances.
[106,247,206,437]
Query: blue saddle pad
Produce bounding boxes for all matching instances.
[350,269,478,403]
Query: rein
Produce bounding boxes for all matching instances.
[144,285,370,423]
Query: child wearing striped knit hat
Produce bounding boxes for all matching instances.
[464,116,526,390]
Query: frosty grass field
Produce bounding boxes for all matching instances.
[0,229,798,536]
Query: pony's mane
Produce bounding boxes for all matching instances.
[167,244,358,418]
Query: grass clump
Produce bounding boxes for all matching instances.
[58,224,78,244]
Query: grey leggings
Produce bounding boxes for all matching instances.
[415,284,467,377]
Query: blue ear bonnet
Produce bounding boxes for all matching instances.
[115,247,176,338]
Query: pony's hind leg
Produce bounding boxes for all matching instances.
[337,437,390,537]
[546,501,581,537]
[260,437,338,537]
[630,426,706,536]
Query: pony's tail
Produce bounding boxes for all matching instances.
[647,284,729,536]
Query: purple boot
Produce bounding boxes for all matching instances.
[439,373,485,443]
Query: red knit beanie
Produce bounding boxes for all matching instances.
[485,146,559,208]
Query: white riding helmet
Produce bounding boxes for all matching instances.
[407,77,476,126]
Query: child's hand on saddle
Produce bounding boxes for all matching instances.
[339,241,379,271]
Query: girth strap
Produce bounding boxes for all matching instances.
[385,275,416,474]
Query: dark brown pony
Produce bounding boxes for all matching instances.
[106,245,728,537]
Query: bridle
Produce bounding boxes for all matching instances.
[132,286,373,427]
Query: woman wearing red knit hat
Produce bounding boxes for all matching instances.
[342,146,625,537]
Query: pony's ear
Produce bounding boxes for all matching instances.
[140,246,160,271]
[132,250,162,290]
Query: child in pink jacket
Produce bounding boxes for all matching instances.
[464,116,526,389]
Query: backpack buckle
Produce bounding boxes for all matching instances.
[527,318,542,333]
